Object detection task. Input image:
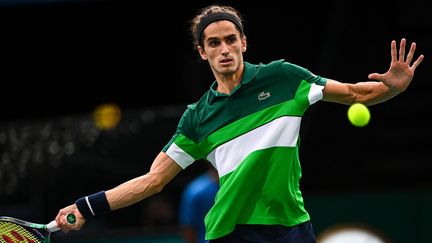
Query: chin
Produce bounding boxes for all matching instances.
[219,65,237,74]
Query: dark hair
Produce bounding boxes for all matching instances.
[189,4,244,50]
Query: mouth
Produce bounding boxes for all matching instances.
[219,58,233,66]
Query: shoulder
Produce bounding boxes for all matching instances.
[180,90,210,121]
[251,59,285,72]
[244,59,308,84]
[270,59,327,85]
[250,59,307,78]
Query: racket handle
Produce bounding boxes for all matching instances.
[46,220,60,232]
[46,213,77,232]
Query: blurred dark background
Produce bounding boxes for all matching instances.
[0,0,431,242]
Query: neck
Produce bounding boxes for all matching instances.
[215,63,244,94]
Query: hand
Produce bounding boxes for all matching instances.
[55,204,86,233]
[368,38,424,92]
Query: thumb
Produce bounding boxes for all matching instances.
[368,73,381,81]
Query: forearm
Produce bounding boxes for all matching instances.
[350,81,401,106]
[106,152,181,210]
[76,152,181,216]
[105,173,163,210]
[56,152,181,232]
[323,79,401,106]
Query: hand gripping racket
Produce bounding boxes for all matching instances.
[0,213,76,243]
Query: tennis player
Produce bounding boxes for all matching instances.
[55,4,423,243]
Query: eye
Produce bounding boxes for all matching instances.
[208,39,220,48]
[227,35,237,44]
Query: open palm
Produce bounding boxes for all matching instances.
[368,38,424,92]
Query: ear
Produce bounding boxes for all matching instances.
[241,36,247,53]
[197,45,208,60]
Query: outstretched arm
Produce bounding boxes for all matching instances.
[106,152,181,210]
[55,152,182,232]
[322,38,424,106]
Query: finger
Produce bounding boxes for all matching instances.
[55,212,60,223]
[390,40,397,63]
[398,38,406,62]
[55,210,65,225]
[60,217,76,233]
[55,217,61,228]
[411,54,424,71]
[405,42,416,65]
[60,212,67,226]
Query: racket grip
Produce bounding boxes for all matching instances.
[46,220,60,232]
[46,213,77,232]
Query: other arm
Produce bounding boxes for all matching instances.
[106,152,181,210]
[322,38,424,106]
[55,152,182,231]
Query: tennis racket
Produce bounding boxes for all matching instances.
[0,213,76,243]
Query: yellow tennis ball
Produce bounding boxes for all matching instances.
[347,103,370,127]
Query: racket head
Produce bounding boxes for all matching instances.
[0,216,51,243]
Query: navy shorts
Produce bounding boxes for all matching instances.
[209,221,316,243]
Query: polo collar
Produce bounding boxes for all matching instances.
[209,62,257,97]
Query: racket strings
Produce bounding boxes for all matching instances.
[0,222,41,243]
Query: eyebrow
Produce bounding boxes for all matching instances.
[206,33,237,43]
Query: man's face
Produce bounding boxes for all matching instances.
[198,20,247,77]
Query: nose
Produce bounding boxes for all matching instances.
[221,42,229,55]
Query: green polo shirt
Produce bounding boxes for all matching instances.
[163,59,327,240]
